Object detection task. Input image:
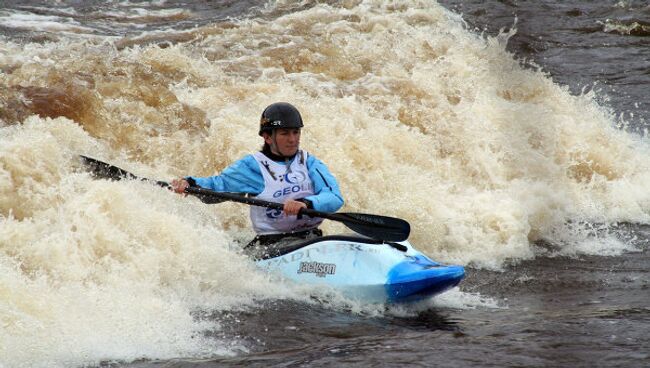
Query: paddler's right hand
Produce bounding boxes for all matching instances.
[283,199,308,216]
[171,178,189,194]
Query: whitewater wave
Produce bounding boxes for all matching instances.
[1,0,649,366]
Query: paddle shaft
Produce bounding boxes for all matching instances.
[80,155,410,241]
[82,154,371,221]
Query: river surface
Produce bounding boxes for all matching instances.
[1,1,649,367]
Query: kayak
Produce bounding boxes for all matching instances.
[253,235,465,304]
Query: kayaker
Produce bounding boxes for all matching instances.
[171,102,344,250]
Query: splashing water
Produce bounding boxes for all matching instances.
[1,1,649,366]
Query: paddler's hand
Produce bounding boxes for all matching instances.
[283,199,307,216]
[171,178,189,194]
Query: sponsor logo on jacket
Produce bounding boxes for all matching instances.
[272,172,312,199]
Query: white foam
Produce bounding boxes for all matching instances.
[381,288,503,318]
[0,10,95,34]
[0,117,308,367]
[2,0,650,365]
[101,8,190,20]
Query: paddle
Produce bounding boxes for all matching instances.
[80,155,411,242]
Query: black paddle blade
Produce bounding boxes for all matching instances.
[80,155,231,204]
[81,155,139,180]
[329,212,411,242]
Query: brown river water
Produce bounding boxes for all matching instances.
[1,1,649,367]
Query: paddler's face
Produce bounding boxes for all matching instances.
[265,128,301,156]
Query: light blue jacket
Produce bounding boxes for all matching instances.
[189,152,344,213]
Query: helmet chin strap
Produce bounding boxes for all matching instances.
[270,131,281,156]
[270,131,295,173]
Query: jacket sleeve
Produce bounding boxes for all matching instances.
[304,155,344,213]
[187,154,265,195]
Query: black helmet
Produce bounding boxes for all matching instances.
[258,102,304,136]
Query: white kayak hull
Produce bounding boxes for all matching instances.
[255,235,464,304]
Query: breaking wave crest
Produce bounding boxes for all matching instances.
[1,1,649,366]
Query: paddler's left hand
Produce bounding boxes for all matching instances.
[283,199,307,216]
